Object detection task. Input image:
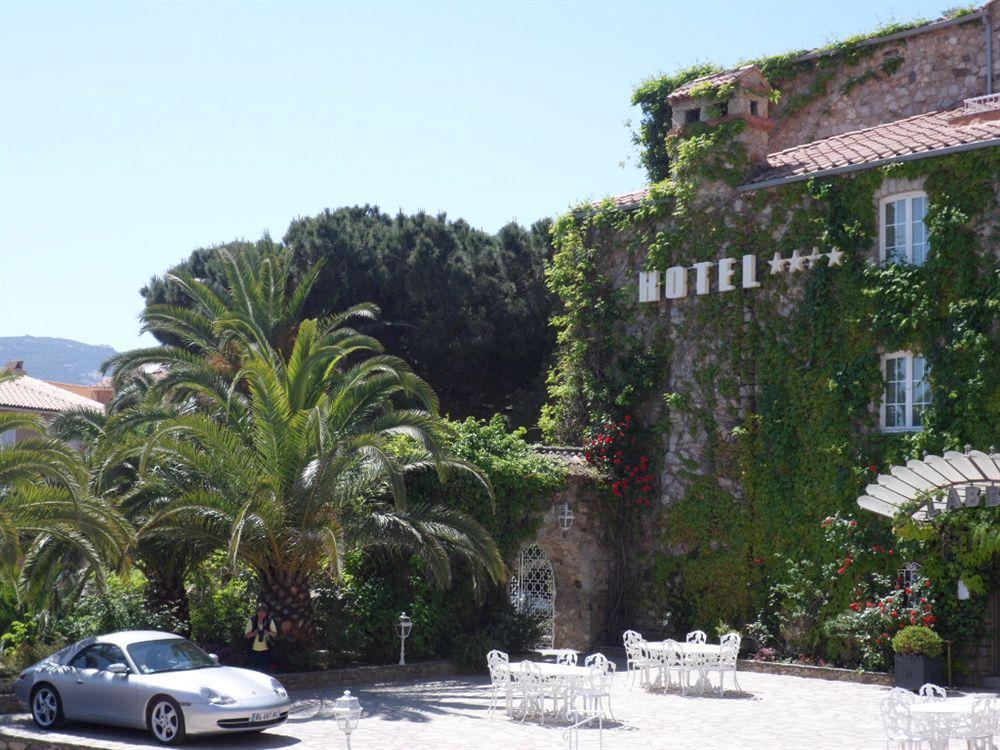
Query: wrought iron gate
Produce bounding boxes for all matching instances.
[510,543,555,648]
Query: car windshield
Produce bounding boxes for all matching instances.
[127,639,217,675]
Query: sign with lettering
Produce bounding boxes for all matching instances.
[638,247,843,303]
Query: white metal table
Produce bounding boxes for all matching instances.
[909,697,999,750]
[504,662,594,721]
[641,642,723,691]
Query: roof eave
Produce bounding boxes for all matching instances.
[738,138,1000,191]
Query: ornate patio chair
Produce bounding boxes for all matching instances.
[518,661,549,725]
[963,695,998,750]
[622,632,645,689]
[918,683,947,702]
[720,631,742,652]
[679,645,708,695]
[556,650,578,666]
[686,630,707,644]
[570,661,616,721]
[583,654,615,717]
[879,691,924,750]
[653,639,683,691]
[486,650,512,718]
[704,638,741,696]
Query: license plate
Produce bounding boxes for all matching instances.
[250,710,280,723]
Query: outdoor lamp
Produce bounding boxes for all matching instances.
[395,612,412,666]
[557,501,575,533]
[333,690,362,749]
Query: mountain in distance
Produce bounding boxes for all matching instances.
[0,336,117,385]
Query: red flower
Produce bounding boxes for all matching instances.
[837,567,846,575]
[849,602,861,612]
[888,549,894,556]
[868,464,878,472]
[849,520,857,527]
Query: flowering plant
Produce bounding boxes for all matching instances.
[583,416,655,507]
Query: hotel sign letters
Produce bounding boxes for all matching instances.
[638,247,843,303]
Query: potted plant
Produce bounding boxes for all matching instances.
[892,625,944,691]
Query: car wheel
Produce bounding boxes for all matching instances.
[30,684,64,729]
[148,696,186,745]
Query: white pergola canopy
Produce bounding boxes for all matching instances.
[856,449,1000,520]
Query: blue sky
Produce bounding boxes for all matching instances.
[1,0,950,352]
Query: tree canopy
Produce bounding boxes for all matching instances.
[141,207,556,430]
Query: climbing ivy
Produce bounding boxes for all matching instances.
[544,105,1000,665]
[632,7,980,178]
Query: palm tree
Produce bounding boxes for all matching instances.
[104,247,338,403]
[0,375,132,606]
[50,390,211,629]
[140,318,505,643]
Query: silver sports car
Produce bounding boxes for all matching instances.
[14,630,290,745]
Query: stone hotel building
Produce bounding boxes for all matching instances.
[524,3,1000,685]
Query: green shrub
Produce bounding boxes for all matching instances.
[0,620,65,677]
[58,573,183,642]
[188,559,253,657]
[450,632,501,671]
[892,626,943,657]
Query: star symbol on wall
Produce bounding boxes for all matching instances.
[768,252,787,275]
[825,247,844,266]
[805,247,823,268]
[787,249,807,272]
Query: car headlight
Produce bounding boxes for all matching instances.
[199,687,236,705]
[269,678,288,699]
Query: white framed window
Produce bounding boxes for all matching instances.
[881,351,931,432]
[879,191,929,265]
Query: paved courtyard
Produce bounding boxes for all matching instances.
[1,667,997,750]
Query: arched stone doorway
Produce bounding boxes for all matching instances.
[510,543,556,648]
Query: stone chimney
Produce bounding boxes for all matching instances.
[666,65,775,163]
[3,360,25,375]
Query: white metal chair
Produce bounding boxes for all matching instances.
[720,631,742,652]
[571,660,616,721]
[879,691,923,750]
[622,631,642,675]
[518,662,549,725]
[584,653,608,670]
[919,683,947,702]
[704,639,741,696]
[680,646,708,695]
[652,639,684,691]
[486,650,512,718]
[556,650,579,666]
[622,632,645,689]
[966,695,998,750]
[686,630,707,644]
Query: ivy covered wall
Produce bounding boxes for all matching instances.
[543,112,1000,671]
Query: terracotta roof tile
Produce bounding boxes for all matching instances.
[0,375,105,413]
[749,105,1000,184]
[602,102,1000,205]
[666,66,759,101]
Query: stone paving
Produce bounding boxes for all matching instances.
[2,666,998,750]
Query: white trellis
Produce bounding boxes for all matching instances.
[510,543,556,648]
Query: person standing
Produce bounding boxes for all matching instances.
[245,603,277,672]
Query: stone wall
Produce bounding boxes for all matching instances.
[533,472,611,651]
[771,5,999,150]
